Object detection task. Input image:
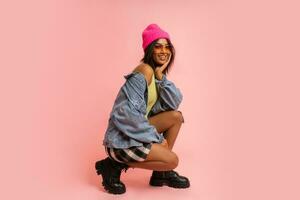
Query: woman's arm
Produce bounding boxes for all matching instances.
[150,74,183,115]
[153,56,183,111]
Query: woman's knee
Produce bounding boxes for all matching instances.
[170,110,184,124]
[165,152,179,169]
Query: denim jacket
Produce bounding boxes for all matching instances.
[103,71,183,149]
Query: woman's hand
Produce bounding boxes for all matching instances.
[154,55,172,80]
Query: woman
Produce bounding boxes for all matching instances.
[95,23,190,194]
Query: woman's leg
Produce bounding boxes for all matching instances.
[127,143,178,171]
[148,110,184,150]
[127,111,184,171]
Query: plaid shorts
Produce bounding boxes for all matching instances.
[105,143,152,164]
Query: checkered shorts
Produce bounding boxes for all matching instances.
[105,143,152,164]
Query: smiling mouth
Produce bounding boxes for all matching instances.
[158,55,167,60]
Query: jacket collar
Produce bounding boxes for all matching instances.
[123,71,141,79]
[123,71,149,84]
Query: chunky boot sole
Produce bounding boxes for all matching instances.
[150,178,190,188]
[95,160,126,194]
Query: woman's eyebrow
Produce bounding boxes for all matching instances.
[155,43,170,45]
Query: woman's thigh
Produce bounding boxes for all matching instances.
[148,110,184,133]
[145,143,178,164]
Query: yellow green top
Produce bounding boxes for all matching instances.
[145,73,158,118]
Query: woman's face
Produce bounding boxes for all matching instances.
[152,38,172,66]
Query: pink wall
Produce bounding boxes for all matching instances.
[1,0,300,199]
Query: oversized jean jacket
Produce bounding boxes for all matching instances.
[103,71,183,149]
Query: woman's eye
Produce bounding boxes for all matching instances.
[154,44,171,49]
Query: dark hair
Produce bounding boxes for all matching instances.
[140,38,175,76]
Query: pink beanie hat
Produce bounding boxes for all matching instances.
[142,23,171,51]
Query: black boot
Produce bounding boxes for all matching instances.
[95,157,129,194]
[149,170,190,188]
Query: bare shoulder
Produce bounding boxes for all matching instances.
[132,63,154,86]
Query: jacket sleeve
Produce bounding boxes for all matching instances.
[110,73,164,144]
[150,74,183,115]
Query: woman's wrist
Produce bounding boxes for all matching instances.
[156,74,163,80]
[155,70,163,80]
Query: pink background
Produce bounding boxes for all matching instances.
[1,0,300,199]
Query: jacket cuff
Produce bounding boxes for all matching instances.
[156,74,167,85]
[156,133,164,144]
